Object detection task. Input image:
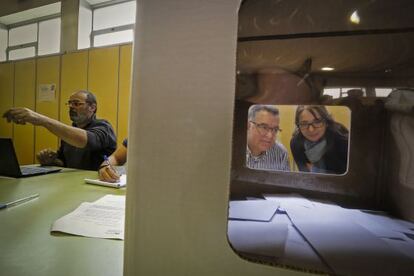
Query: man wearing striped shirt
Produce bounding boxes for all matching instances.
[246,105,290,171]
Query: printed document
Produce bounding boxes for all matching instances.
[51,195,125,240]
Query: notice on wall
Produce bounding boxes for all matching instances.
[38,84,56,102]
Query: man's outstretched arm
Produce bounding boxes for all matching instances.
[3,107,88,148]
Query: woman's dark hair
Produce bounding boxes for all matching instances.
[293,105,349,138]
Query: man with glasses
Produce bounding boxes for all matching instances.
[246,105,290,171]
[3,90,117,170]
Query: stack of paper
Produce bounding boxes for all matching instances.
[264,194,414,276]
[84,174,126,188]
[227,199,289,259]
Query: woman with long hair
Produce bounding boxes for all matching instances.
[290,105,349,174]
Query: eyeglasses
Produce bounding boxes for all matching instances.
[250,121,281,135]
[298,119,325,130]
[65,101,87,107]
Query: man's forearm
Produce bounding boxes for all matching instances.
[3,107,89,148]
[40,116,88,148]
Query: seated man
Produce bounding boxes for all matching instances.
[3,90,117,170]
[99,138,128,182]
[246,105,290,171]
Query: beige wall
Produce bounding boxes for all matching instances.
[124,0,307,275]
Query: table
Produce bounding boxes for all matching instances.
[0,168,125,276]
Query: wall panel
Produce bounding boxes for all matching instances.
[35,56,60,154]
[88,46,119,133]
[14,59,36,165]
[0,63,14,138]
[118,44,132,145]
[327,105,351,130]
[60,51,88,125]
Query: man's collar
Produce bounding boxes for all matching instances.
[247,146,268,158]
[72,116,95,129]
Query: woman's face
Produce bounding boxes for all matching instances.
[298,109,327,142]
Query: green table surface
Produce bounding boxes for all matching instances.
[0,168,125,276]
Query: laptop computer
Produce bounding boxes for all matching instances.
[0,138,62,178]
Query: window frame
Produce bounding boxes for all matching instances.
[323,87,396,98]
[4,13,61,61]
[90,0,136,48]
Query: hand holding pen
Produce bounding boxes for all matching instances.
[98,155,121,183]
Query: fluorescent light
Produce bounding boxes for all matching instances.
[350,10,360,24]
[321,67,335,71]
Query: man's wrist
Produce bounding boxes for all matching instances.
[99,164,110,169]
[39,115,55,127]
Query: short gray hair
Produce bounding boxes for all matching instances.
[77,90,97,114]
[248,105,279,121]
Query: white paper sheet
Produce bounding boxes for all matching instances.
[263,193,314,210]
[357,210,414,234]
[229,200,279,221]
[280,224,331,273]
[228,215,288,258]
[347,209,408,239]
[51,195,125,239]
[84,174,126,188]
[285,202,414,276]
[37,83,56,102]
[293,219,414,276]
[92,194,126,207]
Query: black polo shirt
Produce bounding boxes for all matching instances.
[57,118,117,170]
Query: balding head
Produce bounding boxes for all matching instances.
[71,90,97,114]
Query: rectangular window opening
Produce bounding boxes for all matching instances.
[93,29,134,47]
[9,47,36,60]
[93,1,136,31]
[38,18,61,56]
[9,24,37,47]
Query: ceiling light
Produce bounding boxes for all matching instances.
[321,67,335,71]
[350,10,360,24]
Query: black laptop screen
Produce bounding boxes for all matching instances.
[0,138,23,177]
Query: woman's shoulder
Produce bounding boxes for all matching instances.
[327,124,348,140]
[290,132,305,154]
[326,128,349,154]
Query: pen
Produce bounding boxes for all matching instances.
[103,155,118,173]
[0,193,39,210]
[103,155,112,168]
[103,155,120,181]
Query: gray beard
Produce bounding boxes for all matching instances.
[69,111,90,126]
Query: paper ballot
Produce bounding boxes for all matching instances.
[51,195,125,240]
[84,174,126,188]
